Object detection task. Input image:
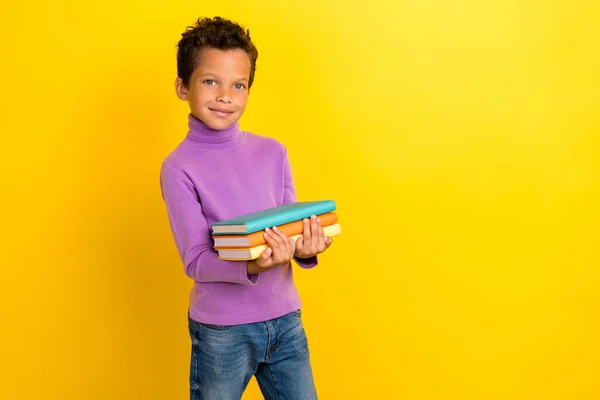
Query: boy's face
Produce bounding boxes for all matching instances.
[175,48,251,130]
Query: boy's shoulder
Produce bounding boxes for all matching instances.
[243,130,287,152]
[161,138,189,171]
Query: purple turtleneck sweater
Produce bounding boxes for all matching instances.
[160,114,318,325]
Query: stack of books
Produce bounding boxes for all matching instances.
[210,200,341,260]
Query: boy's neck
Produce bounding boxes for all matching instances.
[186,113,243,149]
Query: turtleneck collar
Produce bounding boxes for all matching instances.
[186,113,244,149]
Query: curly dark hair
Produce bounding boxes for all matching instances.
[176,16,259,89]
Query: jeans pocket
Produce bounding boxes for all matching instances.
[199,322,233,331]
[188,314,233,332]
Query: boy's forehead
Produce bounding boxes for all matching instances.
[196,48,251,73]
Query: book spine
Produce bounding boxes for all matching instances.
[217,224,341,259]
[244,201,336,234]
[215,214,338,248]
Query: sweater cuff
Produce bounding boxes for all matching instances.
[294,255,318,269]
[241,261,260,284]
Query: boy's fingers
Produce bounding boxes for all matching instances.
[310,215,318,236]
[295,236,304,252]
[302,218,311,242]
[273,226,294,257]
[262,247,272,259]
[325,236,333,247]
[286,235,295,256]
[265,227,283,250]
[317,218,325,249]
[310,216,319,252]
[257,247,272,268]
[264,230,282,262]
[272,226,289,242]
[310,216,319,250]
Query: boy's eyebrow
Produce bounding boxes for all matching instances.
[198,72,248,82]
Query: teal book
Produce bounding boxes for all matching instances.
[211,200,336,235]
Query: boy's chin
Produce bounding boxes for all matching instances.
[193,113,238,130]
[206,120,236,130]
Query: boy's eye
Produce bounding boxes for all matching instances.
[234,83,246,90]
[204,79,216,85]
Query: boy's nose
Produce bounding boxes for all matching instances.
[216,87,233,103]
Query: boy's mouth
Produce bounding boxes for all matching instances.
[208,107,235,117]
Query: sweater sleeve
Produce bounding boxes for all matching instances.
[282,147,319,269]
[160,162,259,284]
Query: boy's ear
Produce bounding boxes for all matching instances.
[174,78,188,101]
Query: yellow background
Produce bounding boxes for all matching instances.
[1,1,599,399]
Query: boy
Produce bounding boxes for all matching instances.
[159,16,333,399]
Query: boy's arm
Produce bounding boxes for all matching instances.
[282,147,319,269]
[160,162,259,285]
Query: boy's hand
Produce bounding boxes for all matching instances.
[294,215,333,259]
[247,226,296,274]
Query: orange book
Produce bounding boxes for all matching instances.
[213,212,338,248]
[217,223,342,260]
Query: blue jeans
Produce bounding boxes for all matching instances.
[188,310,318,399]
